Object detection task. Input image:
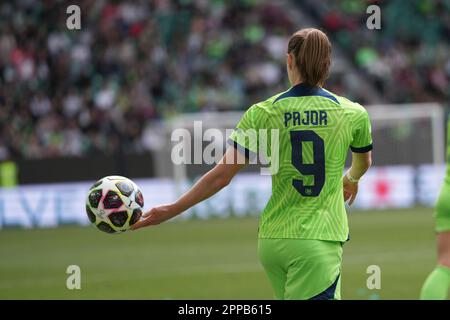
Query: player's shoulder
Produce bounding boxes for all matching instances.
[324,89,368,115]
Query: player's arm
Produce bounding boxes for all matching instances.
[131,147,247,230]
[344,107,373,206]
[343,151,372,205]
[349,152,372,179]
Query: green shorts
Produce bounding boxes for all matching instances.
[435,182,450,232]
[258,238,343,300]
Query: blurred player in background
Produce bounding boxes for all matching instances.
[421,118,450,300]
[132,28,372,300]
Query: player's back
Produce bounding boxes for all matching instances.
[229,83,372,242]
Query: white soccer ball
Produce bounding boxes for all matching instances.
[85,175,144,234]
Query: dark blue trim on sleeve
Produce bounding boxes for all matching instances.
[273,83,339,105]
[350,144,373,153]
[227,139,257,161]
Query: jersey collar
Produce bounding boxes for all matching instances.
[273,83,339,105]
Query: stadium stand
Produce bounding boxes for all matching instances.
[0,0,448,161]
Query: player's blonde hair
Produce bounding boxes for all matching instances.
[287,28,331,87]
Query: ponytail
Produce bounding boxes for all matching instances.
[287,28,331,87]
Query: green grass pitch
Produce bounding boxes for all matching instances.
[0,207,437,299]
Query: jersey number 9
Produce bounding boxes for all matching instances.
[290,130,325,197]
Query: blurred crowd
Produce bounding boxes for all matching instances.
[0,0,296,159]
[0,0,449,160]
[317,0,450,103]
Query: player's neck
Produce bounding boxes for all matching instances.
[292,81,321,89]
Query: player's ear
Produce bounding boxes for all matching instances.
[287,53,293,70]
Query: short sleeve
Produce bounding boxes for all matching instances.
[227,105,262,159]
[350,108,373,153]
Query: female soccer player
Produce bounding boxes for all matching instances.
[132,28,373,300]
[421,119,450,300]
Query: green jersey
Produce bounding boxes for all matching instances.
[434,116,450,232]
[229,83,373,242]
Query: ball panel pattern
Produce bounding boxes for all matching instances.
[108,211,129,227]
[96,221,116,234]
[115,181,134,197]
[135,190,144,207]
[85,205,97,223]
[103,190,123,209]
[130,209,142,226]
[88,189,102,208]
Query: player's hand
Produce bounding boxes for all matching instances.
[130,204,177,230]
[343,175,358,206]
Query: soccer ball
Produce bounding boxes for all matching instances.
[85,175,144,234]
